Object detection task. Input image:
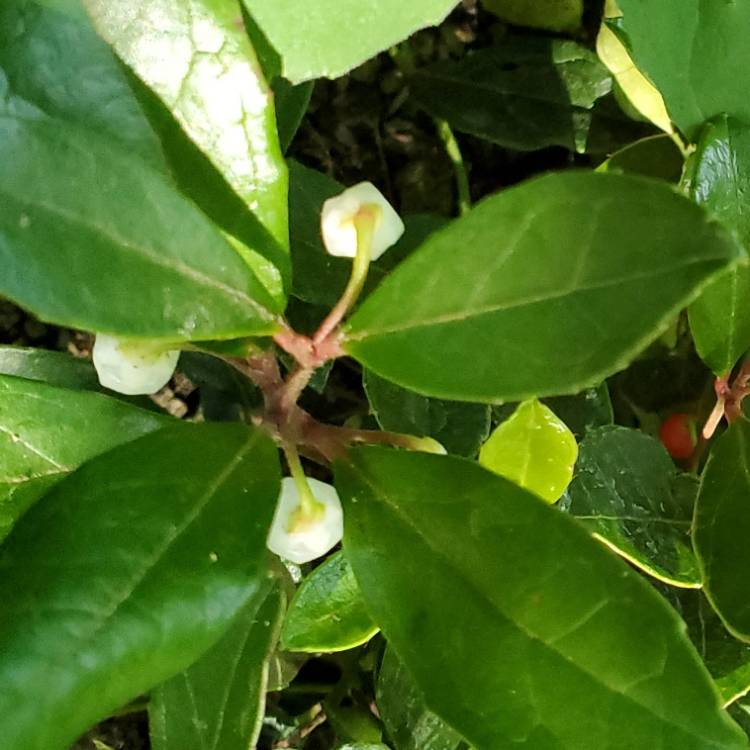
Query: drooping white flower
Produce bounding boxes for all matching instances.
[321,182,404,260]
[92,334,180,395]
[267,477,344,564]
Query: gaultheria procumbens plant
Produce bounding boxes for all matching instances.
[4,0,750,748]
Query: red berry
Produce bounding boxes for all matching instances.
[659,413,696,460]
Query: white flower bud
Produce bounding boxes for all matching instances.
[92,334,179,395]
[267,477,344,564]
[321,182,404,260]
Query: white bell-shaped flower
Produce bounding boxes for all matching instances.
[92,334,179,395]
[321,182,404,260]
[267,477,344,564]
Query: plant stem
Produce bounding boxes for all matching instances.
[283,441,320,516]
[313,207,377,346]
[435,117,471,216]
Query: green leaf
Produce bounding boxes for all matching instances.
[150,579,285,750]
[0,422,279,750]
[288,160,447,308]
[0,0,165,166]
[84,0,289,251]
[281,551,378,653]
[241,0,458,84]
[336,447,745,749]
[0,346,101,391]
[0,115,279,340]
[678,590,750,707]
[479,399,577,502]
[0,373,169,541]
[364,370,490,457]
[687,116,750,375]
[563,426,700,588]
[616,0,750,140]
[694,420,750,641]
[274,78,313,153]
[598,134,685,183]
[376,646,461,750]
[410,36,651,154]
[482,0,583,33]
[542,383,614,439]
[345,172,742,402]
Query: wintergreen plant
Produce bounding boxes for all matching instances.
[3,1,750,749]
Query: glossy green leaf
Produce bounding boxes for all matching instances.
[687,116,750,375]
[241,0,458,84]
[410,36,651,154]
[617,0,750,140]
[364,370,490,457]
[289,160,446,307]
[0,423,279,750]
[678,590,750,707]
[336,447,744,749]
[0,373,169,541]
[598,134,684,182]
[694,420,750,641]
[483,0,582,32]
[479,399,577,502]
[0,0,164,165]
[150,579,285,750]
[563,426,700,588]
[0,346,100,391]
[84,0,289,250]
[376,647,462,750]
[345,172,742,402]
[542,383,614,439]
[0,115,280,339]
[281,551,378,653]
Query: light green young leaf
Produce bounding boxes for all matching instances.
[281,551,378,653]
[336,447,745,749]
[687,116,750,375]
[0,373,169,541]
[150,580,285,750]
[483,0,583,33]
[241,0,459,83]
[0,423,279,750]
[479,399,577,502]
[563,426,700,588]
[84,0,289,251]
[694,420,750,641]
[345,172,742,402]
[617,0,750,140]
[0,115,280,340]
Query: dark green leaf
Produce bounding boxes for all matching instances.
[84,0,289,250]
[617,0,750,140]
[150,579,285,750]
[0,346,100,391]
[678,590,750,707]
[376,646,461,750]
[336,447,744,749]
[345,172,742,402]
[0,423,279,750]
[241,0,458,83]
[694,420,750,640]
[598,134,684,182]
[0,0,164,165]
[275,78,313,153]
[563,426,700,587]
[687,116,750,375]
[483,0,582,33]
[281,551,378,653]
[542,383,614,439]
[0,373,169,541]
[0,115,279,339]
[410,36,651,154]
[364,370,490,457]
